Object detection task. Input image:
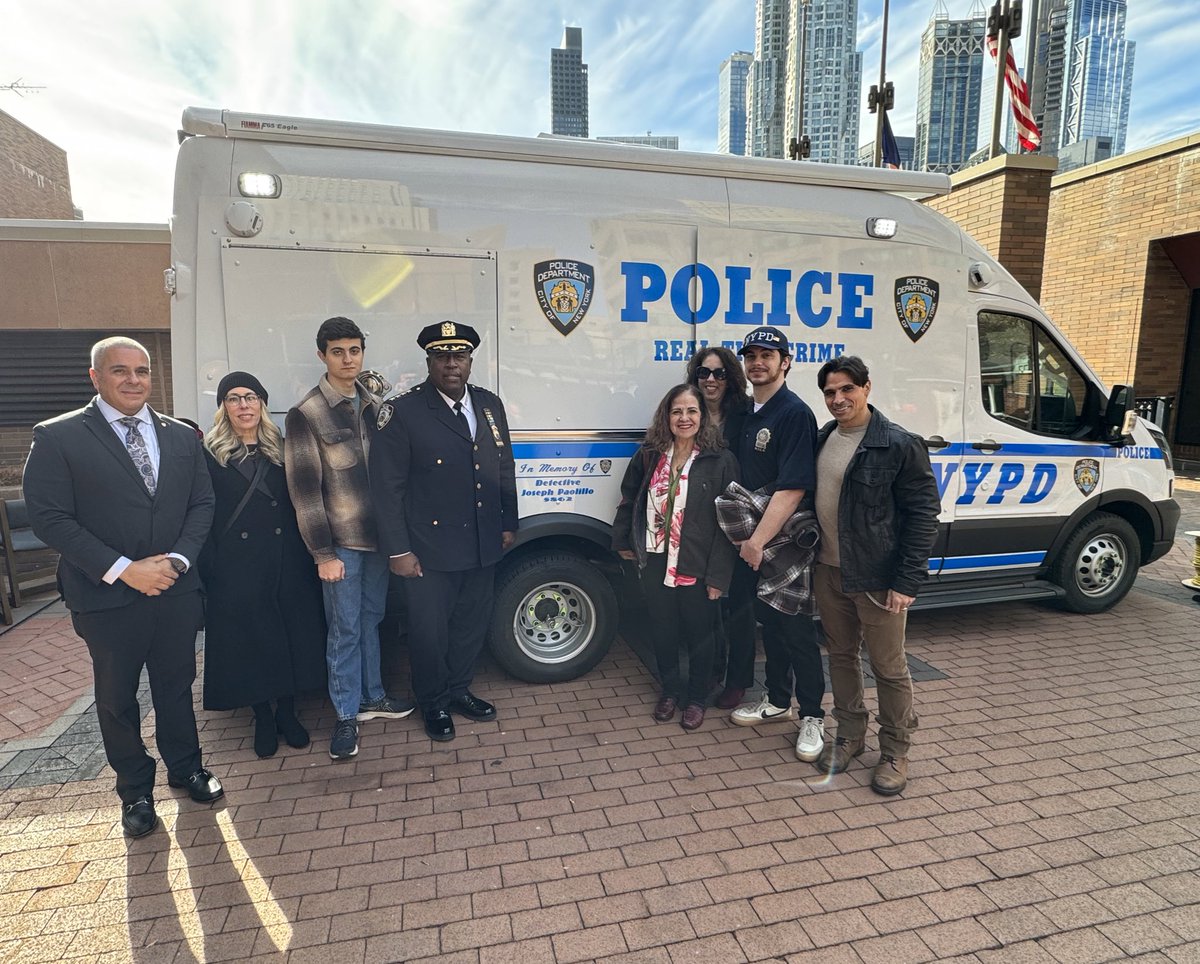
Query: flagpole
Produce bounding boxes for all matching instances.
[989,0,1010,158]
[873,0,891,167]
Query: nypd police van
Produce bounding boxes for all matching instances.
[168,107,1180,683]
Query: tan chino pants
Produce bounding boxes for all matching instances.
[814,563,918,756]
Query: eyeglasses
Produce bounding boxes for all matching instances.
[224,393,262,406]
[694,367,727,382]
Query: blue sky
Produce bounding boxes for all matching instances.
[2,0,1194,222]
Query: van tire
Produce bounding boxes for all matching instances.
[488,550,616,683]
[1051,512,1140,614]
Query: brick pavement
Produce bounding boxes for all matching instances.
[0,491,1198,962]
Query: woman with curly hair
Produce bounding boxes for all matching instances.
[612,384,739,730]
[686,345,749,446]
[200,372,326,757]
[686,347,755,707]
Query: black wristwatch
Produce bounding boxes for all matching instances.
[168,557,188,575]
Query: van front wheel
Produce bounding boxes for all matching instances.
[488,550,616,683]
[1051,512,1140,613]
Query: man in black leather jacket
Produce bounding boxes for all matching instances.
[811,356,940,796]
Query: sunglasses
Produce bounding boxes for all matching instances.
[694,367,727,382]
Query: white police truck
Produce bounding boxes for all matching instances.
[168,107,1180,683]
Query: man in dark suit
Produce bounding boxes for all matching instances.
[23,337,223,838]
[370,321,518,742]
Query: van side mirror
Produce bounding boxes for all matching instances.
[1101,384,1135,442]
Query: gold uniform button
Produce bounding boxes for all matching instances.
[432,520,439,526]
[436,458,443,464]
[476,501,483,508]
[476,482,482,489]
[474,464,481,470]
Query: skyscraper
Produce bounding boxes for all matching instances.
[551,26,589,138]
[1031,0,1134,163]
[1060,0,1135,155]
[748,0,790,158]
[718,52,753,155]
[915,1,987,173]
[784,0,863,165]
[1030,0,1070,157]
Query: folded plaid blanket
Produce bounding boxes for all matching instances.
[715,482,820,615]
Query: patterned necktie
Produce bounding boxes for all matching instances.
[453,401,470,436]
[118,416,157,496]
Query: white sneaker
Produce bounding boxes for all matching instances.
[794,716,825,762]
[731,696,798,727]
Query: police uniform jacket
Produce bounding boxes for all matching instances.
[370,379,518,572]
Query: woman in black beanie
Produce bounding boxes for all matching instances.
[199,372,327,757]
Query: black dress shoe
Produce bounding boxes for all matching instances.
[167,767,225,803]
[121,796,158,838]
[448,692,497,722]
[423,709,455,742]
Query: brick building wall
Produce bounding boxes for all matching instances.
[1042,135,1200,382]
[0,110,74,220]
[925,153,1058,301]
[0,224,172,476]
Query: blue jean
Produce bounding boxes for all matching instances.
[322,547,389,721]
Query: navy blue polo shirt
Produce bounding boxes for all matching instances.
[734,383,818,495]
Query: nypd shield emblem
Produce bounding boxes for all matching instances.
[534,260,594,336]
[600,459,612,474]
[894,277,940,342]
[1073,458,1100,496]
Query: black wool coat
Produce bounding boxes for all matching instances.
[199,452,327,710]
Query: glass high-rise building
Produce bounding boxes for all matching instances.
[718,52,753,155]
[1061,0,1135,155]
[748,0,790,158]
[1031,0,1134,161]
[551,27,589,138]
[915,2,987,174]
[785,0,863,165]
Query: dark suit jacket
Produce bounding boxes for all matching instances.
[23,399,216,614]
[370,380,518,572]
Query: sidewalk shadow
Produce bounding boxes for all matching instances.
[123,796,296,961]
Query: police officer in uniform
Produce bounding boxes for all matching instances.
[369,321,518,741]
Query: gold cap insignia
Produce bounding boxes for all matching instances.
[441,321,457,338]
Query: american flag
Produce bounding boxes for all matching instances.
[986,35,1041,152]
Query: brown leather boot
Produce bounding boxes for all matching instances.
[871,754,908,796]
[815,734,864,773]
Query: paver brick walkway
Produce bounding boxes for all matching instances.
[0,487,1197,962]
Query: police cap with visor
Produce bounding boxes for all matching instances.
[418,320,480,354]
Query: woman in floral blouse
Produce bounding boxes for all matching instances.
[613,384,739,730]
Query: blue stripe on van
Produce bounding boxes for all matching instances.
[512,441,642,459]
[932,442,1162,459]
[932,551,1046,571]
[512,440,1162,461]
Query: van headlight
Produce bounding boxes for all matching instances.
[1147,426,1173,472]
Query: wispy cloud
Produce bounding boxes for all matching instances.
[0,0,1193,221]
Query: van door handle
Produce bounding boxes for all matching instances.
[972,439,1002,453]
[923,435,949,451]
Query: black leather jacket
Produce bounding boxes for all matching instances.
[816,406,940,597]
[612,445,740,593]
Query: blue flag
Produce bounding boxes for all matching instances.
[882,112,901,169]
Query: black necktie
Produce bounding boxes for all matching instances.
[454,401,470,436]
